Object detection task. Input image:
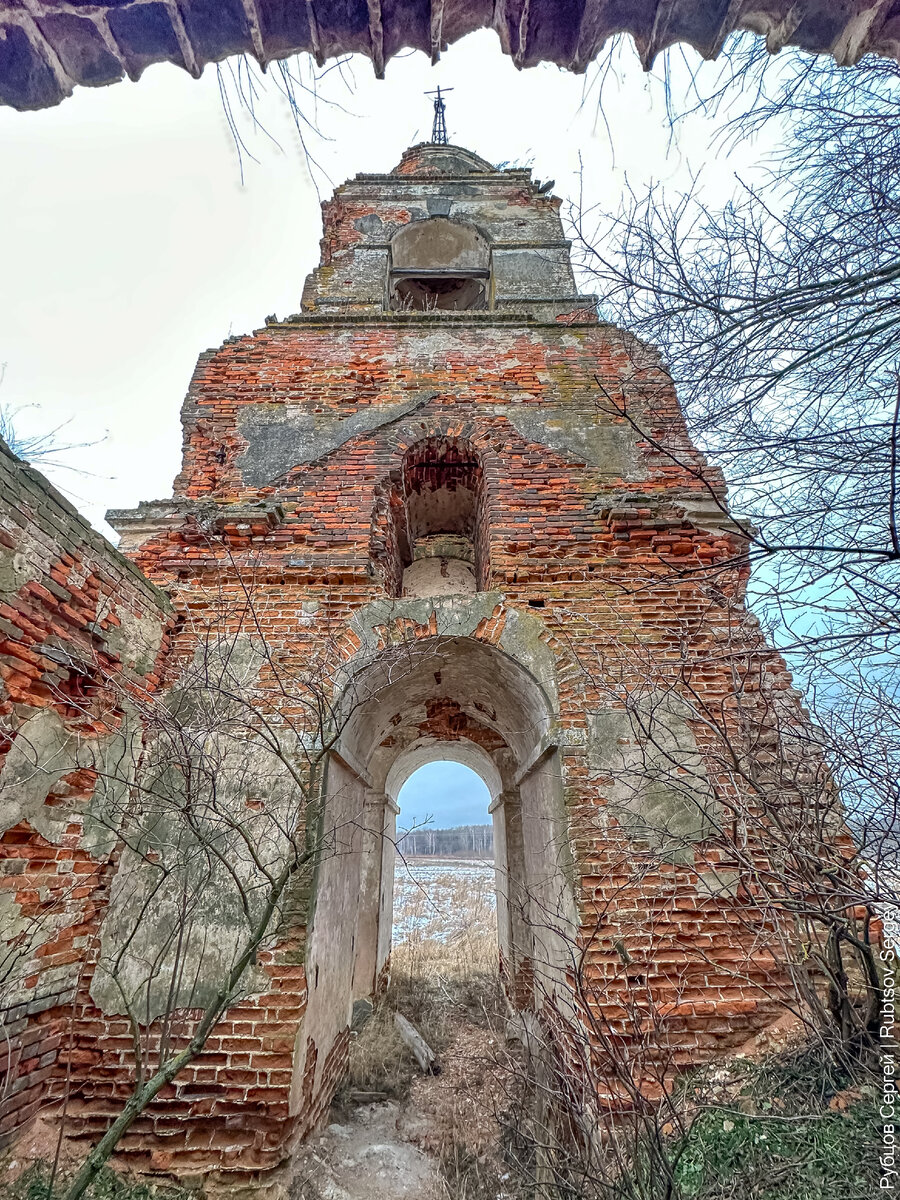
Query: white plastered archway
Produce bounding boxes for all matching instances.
[292,632,575,1119]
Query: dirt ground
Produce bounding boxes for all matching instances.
[290,1099,443,1200]
[291,1012,519,1200]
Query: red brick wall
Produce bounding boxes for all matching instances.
[0,306,842,1186]
[168,319,718,516]
[84,309,827,1179]
[59,951,310,1177]
[0,442,171,1147]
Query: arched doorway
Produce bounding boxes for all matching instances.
[291,631,577,1117]
[392,760,495,981]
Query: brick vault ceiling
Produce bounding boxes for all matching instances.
[1,0,899,113]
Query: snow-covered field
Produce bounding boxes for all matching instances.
[392,856,496,945]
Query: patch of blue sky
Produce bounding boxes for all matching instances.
[397,761,491,830]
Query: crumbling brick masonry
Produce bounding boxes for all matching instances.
[1,144,849,1194]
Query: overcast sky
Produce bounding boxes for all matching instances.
[0,30,769,825]
[398,761,492,831]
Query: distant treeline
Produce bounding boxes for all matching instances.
[397,823,494,858]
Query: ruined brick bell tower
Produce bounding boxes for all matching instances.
[84,142,811,1188]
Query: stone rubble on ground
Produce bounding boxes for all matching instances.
[292,1102,442,1200]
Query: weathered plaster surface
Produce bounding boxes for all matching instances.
[505,406,646,478]
[236,394,433,486]
[100,603,164,674]
[0,706,141,858]
[402,556,476,597]
[348,594,559,717]
[91,636,297,1019]
[587,695,720,861]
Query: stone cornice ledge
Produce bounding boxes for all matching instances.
[266,307,600,329]
[107,499,286,539]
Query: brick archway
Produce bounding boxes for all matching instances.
[293,626,577,1121]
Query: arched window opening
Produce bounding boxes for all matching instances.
[393,275,487,312]
[394,761,495,950]
[386,436,488,599]
[388,217,491,312]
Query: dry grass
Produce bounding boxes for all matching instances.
[385,859,499,1041]
[392,858,497,945]
[339,859,501,1104]
[337,1006,411,1100]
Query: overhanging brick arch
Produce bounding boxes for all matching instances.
[2,0,900,112]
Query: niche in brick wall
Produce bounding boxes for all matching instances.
[375,437,488,598]
[388,218,490,311]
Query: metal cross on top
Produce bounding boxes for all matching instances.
[425,86,452,145]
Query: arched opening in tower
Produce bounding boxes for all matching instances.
[388,217,491,312]
[291,636,575,1118]
[393,760,496,979]
[373,436,489,598]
